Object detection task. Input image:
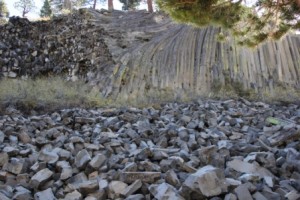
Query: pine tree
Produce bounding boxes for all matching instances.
[40,0,52,17]
[157,0,300,47]
[119,0,140,10]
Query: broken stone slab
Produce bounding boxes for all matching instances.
[234,184,253,200]
[121,172,161,184]
[75,149,91,169]
[227,159,275,178]
[68,172,88,189]
[34,188,56,200]
[224,193,237,200]
[38,149,59,164]
[252,192,268,200]
[12,186,32,200]
[121,179,142,197]
[3,158,25,175]
[89,153,107,169]
[125,194,145,200]
[183,165,227,197]
[285,190,300,200]
[268,129,300,146]
[0,130,4,143]
[30,168,53,189]
[78,179,99,195]
[149,182,184,200]
[56,161,72,180]
[165,169,181,188]
[0,152,9,167]
[3,146,19,156]
[64,190,82,200]
[108,181,128,199]
[0,192,10,200]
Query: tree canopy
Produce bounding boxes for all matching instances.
[157,0,300,47]
[119,0,140,10]
[0,0,9,18]
[14,0,36,17]
[40,0,52,17]
[0,0,9,25]
[50,0,89,14]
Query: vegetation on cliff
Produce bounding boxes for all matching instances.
[157,0,300,47]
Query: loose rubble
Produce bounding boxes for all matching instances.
[0,98,300,199]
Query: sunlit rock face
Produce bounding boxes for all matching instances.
[1,9,299,100]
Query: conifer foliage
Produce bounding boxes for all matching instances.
[40,0,52,17]
[157,0,300,47]
[119,0,140,10]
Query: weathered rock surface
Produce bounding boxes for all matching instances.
[0,99,300,199]
[0,9,300,101]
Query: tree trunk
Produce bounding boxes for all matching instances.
[147,0,153,13]
[22,10,26,17]
[93,0,97,9]
[108,0,114,11]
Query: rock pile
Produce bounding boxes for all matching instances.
[0,98,300,199]
[0,10,113,81]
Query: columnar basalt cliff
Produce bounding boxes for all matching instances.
[0,8,299,100]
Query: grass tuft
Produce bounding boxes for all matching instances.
[0,77,107,114]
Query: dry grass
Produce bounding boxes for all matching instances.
[0,77,107,113]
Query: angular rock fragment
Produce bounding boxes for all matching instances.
[56,161,72,180]
[149,182,184,200]
[234,184,253,200]
[121,172,161,184]
[34,188,56,200]
[38,149,59,164]
[125,194,145,200]
[183,165,227,197]
[78,179,99,195]
[227,159,274,178]
[121,179,142,197]
[0,152,9,167]
[89,153,107,169]
[3,158,25,175]
[64,190,82,200]
[30,168,53,189]
[108,181,128,199]
[165,169,181,188]
[75,149,91,169]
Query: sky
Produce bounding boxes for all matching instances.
[5,0,147,20]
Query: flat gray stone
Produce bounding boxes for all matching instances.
[34,188,56,200]
[234,184,253,200]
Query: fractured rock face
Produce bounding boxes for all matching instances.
[75,149,91,169]
[149,182,185,200]
[183,165,228,197]
[30,168,53,189]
